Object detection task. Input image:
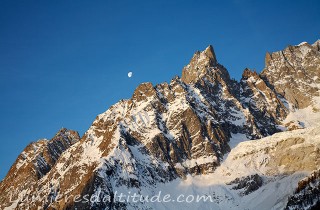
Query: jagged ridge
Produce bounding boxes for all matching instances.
[1,40,320,209]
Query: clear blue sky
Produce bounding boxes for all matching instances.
[0,0,319,180]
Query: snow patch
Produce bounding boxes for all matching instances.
[229,133,248,149]
[297,41,308,46]
[283,97,320,128]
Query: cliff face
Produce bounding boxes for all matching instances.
[1,40,320,210]
[285,168,320,210]
[261,41,320,109]
[240,68,288,136]
[0,128,80,208]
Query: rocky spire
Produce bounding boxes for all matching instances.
[203,45,217,64]
[265,52,272,67]
[181,45,218,84]
[312,39,320,51]
[242,68,258,79]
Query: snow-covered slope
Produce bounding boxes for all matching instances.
[1,40,320,210]
[79,125,319,210]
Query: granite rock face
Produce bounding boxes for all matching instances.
[261,41,320,109]
[240,68,288,136]
[0,128,80,208]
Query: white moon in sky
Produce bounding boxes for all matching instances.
[128,72,133,78]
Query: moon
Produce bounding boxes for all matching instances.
[128,72,133,78]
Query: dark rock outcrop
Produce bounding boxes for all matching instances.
[227,174,263,196]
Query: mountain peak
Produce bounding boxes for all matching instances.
[261,39,320,109]
[181,45,218,84]
[312,39,320,51]
[203,45,217,62]
[132,82,156,102]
